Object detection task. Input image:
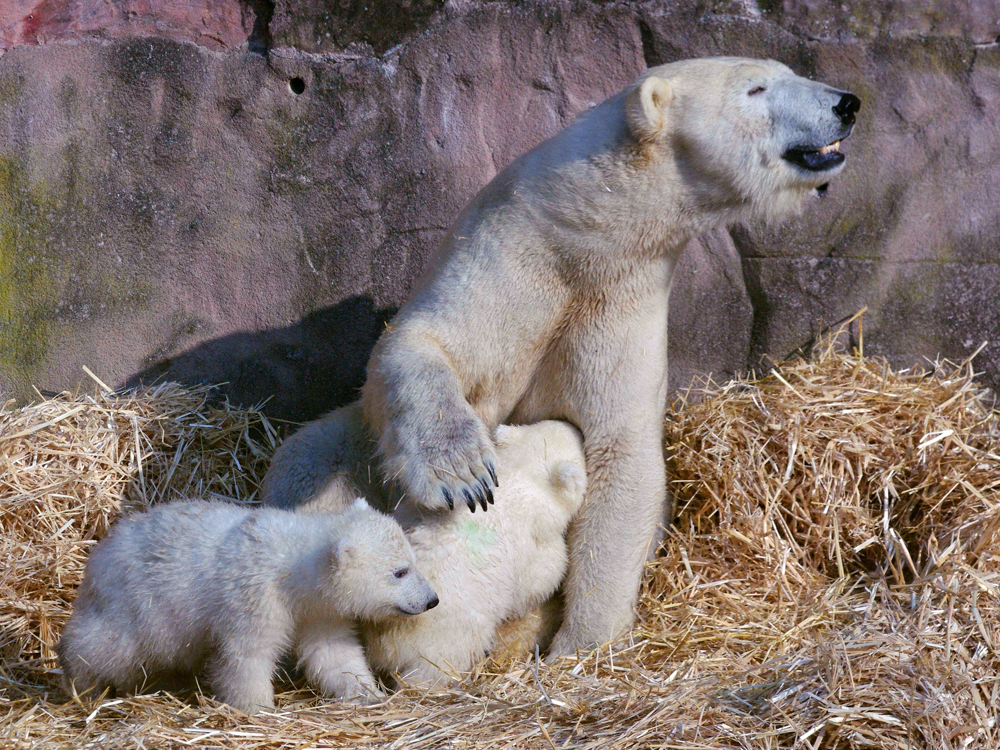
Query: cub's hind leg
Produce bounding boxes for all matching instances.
[261,401,388,513]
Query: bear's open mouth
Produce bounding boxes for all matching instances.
[782,140,845,172]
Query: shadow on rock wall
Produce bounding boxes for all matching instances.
[127,295,395,425]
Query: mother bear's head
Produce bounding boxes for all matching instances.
[624,57,860,223]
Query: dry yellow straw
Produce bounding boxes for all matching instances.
[0,383,276,680]
[1,326,997,749]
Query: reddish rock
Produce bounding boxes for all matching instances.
[0,0,257,53]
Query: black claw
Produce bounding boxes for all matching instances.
[463,488,477,513]
[477,477,492,509]
[486,461,498,488]
[474,482,488,511]
[442,487,454,511]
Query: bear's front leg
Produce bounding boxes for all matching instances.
[297,621,384,703]
[363,328,498,513]
[548,424,668,657]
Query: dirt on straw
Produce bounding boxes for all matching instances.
[2,320,999,749]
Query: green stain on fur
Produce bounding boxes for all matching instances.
[457,519,499,567]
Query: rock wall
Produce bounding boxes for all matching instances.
[1,1,998,422]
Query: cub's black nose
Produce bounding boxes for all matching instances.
[426,596,439,610]
[833,93,861,126]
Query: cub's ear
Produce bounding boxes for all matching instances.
[351,497,369,511]
[494,424,512,446]
[625,75,674,143]
[551,462,587,507]
[328,538,357,569]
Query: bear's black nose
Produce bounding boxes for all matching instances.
[426,596,439,610]
[833,93,861,126]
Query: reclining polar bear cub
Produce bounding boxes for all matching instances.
[267,57,860,656]
[58,499,437,713]
[362,420,586,685]
[263,413,587,683]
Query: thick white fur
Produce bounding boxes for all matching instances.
[265,57,856,654]
[362,421,586,685]
[262,400,387,512]
[58,499,437,713]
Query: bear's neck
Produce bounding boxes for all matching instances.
[531,145,747,264]
[279,529,344,620]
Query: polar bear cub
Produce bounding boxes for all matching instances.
[58,499,437,713]
[362,421,587,685]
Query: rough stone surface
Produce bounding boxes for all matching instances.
[1,0,999,423]
[765,0,1000,44]
[269,0,445,55]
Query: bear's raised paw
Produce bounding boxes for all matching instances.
[391,417,499,514]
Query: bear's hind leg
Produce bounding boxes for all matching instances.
[58,616,145,700]
[363,330,498,512]
[207,644,280,713]
[261,401,379,513]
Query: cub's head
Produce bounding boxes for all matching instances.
[625,57,860,222]
[495,421,587,525]
[328,499,439,621]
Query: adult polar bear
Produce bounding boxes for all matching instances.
[277,57,859,655]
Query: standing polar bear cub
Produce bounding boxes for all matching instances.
[267,57,859,655]
[58,499,437,713]
[362,421,587,685]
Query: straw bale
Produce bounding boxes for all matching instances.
[1,328,998,749]
[0,383,277,682]
[667,328,1000,582]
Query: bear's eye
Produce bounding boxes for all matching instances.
[393,567,409,579]
[748,86,767,96]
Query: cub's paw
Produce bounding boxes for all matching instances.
[342,684,386,705]
[395,416,499,513]
[314,670,385,704]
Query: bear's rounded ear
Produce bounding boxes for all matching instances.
[551,462,587,507]
[626,75,674,143]
[351,497,369,511]
[494,424,511,446]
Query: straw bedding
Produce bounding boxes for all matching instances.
[1,324,998,749]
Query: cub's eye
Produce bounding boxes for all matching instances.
[393,567,409,579]
[748,86,767,96]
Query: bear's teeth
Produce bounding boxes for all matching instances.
[818,140,841,155]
